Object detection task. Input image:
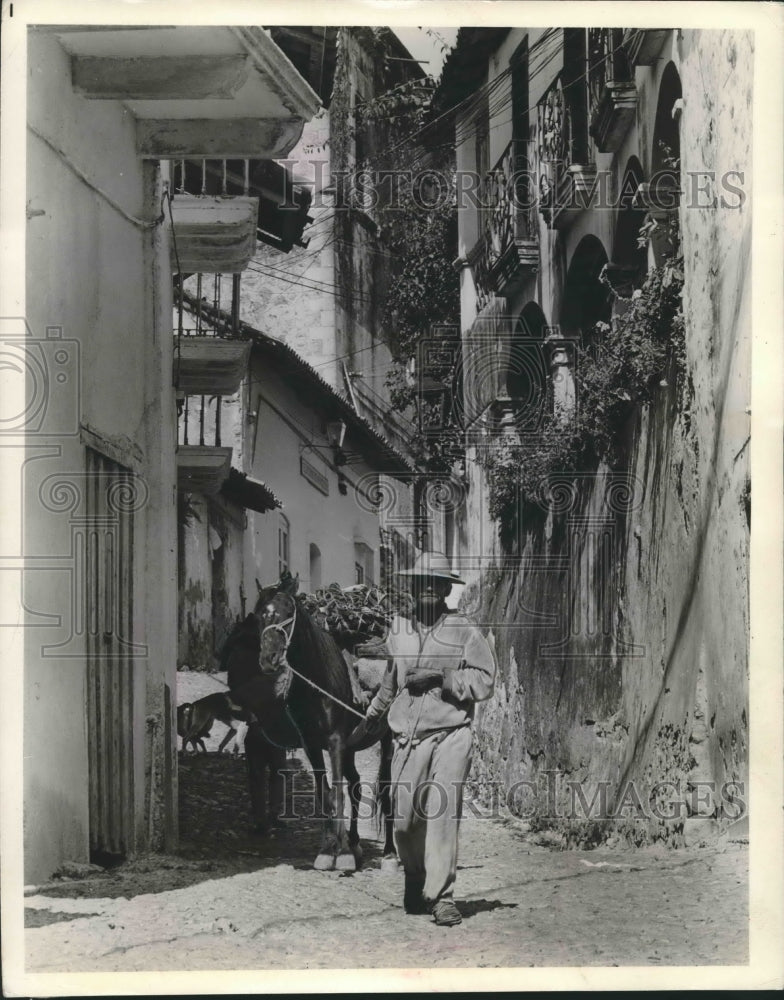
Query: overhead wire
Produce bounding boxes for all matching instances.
[183,29,646,390]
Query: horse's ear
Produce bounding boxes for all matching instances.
[279,570,298,596]
[255,578,263,594]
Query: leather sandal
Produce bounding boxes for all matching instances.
[431,898,462,926]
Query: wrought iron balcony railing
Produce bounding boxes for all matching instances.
[176,393,233,496]
[588,28,637,153]
[172,158,313,253]
[470,139,539,310]
[538,74,572,170]
[537,72,597,230]
[173,277,252,397]
[179,393,226,449]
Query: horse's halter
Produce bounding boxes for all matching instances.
[258,597,297,672]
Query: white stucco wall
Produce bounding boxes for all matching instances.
[246,356,382,598]
[24,31,176,880]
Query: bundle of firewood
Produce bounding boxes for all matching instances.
[297,583,413,650]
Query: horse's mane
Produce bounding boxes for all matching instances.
[251,577,357,709]
[289,597,355,707]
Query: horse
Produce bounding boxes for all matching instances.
[221,575,396,871]
[219,613,297,836]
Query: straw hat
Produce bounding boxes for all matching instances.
[395,550,465,585]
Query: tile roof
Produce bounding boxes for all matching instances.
[178,289,415,476]
[220,467,282,512]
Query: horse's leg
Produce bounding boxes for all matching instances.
[268,745,286,827]
[302,740,329,819]
[329,730,355,873]
[303,740,338,871]
[245,724,269,835]
[379,730,399,870]
[217,726,237,754]
[343,749,363,868]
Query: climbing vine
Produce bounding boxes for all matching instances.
[357,66,462,471]
[484,214,686,528]
[303,28,462,472]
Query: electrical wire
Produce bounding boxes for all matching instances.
[342,27,641,171]
[28,122,165,230]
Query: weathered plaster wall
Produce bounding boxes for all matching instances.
[24,32,177,878]
[246,357,382,594]
[235,110,340,389]
[461,29,751,846]
[178,496,213,668]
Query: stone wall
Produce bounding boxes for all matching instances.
[463,29,752,847]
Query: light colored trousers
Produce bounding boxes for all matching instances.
[390,725,473,903]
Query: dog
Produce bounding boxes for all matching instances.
[177,692,255,753]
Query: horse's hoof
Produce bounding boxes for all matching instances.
[380,855,400,872]
[314,853,336,871]
[335,852,356,872]
[352,844,364,869]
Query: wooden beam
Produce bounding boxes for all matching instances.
[72,54,251,100]
[136,117,304,158]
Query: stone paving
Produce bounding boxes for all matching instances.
[25,770,749,972]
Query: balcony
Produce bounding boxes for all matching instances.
[48,26,321,158]
[169,195,259,273]
[588,29,637,154]
[469,140,539,310]
[622,28,671,68]
[537,74,597,231]
[177,394,233,496]
[173,158,313,254]
[174,280,251,397]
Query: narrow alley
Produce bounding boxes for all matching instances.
[24,745,748,973]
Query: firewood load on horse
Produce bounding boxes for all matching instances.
[220,572,411,872]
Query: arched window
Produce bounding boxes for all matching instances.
[353,542,374,587]
[560,235,612,351]
[277,513,290,577]
[506,302,549,428]
[647,62,683,266]
[605,157,648,300]
[651,63,683,177]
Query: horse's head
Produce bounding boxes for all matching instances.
[254,579,298,675]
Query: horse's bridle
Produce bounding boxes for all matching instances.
[257,597,367,720]
[259,603,297,670]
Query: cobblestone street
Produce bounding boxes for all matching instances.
[24,749,749,974]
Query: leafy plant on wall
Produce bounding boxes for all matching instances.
[351,65,462,471]
[485,209,686,532]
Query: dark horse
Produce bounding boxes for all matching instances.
[221,575,395,872]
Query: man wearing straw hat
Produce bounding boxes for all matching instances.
[352,550,496,926]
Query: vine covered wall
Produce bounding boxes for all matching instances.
[460,29,751,847]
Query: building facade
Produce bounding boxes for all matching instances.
[177,301,414,668]
[440,27,751,844]
[175,25,434,646]
[21,25,319,881]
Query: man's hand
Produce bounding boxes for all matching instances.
[405,668,444,694]
[347,714,382,748]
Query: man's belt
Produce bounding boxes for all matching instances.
[393,720,470,748]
